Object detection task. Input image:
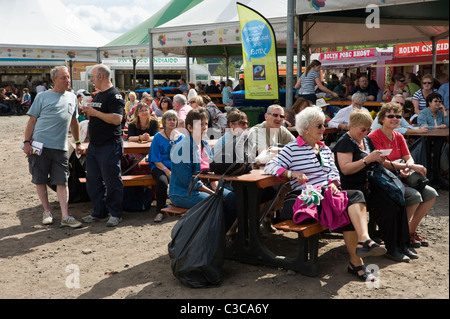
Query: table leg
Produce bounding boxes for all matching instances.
[225,181,320,276]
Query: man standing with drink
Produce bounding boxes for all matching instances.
[23,66,83,227]
[81,64,125,227]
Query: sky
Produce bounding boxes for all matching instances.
[62,0,172,42]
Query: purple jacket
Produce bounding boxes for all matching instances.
[293,187,350,231]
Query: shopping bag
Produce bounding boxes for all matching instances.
[366,162,405,207]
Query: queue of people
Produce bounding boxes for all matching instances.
[20,63,447,284]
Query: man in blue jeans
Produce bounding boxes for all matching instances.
[81,64,125,227]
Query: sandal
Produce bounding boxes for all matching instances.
[153,213,164,223]
[356,239,387,258]
[347,262,376,282]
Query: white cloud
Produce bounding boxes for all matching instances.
[63,0,170,41]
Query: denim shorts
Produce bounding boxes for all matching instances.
[28,148,69,185]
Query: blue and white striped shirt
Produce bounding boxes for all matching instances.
[264,136,340,191]
[298,70,320,95]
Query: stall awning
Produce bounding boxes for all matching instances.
[320,57,379,69]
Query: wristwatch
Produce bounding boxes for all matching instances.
[287,170,292,179]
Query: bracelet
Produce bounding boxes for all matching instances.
[287,170,292,179]
[362,158,368,166]
[74,140,81,145]
[406,163,409,169]
[162,167,167,171]
[138,135,142,142]
[23,140,31,144]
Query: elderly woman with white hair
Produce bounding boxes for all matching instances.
[264,106,386,281]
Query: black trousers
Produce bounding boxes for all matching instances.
[151,167,170,213]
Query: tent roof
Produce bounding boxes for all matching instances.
[149,0,288,57]
[103,0,205,48]
[148,0,448,58]
[296,0,449,48]
[0,0,108,49]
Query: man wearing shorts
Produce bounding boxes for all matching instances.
[81,64,125,227]
[23,66,83,228]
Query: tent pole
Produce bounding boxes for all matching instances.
[431,36,437,78]
[298,16,303,78]
[133,58,137,91]
[149,28,154,97]
[286,0,295,109]
[186,47,190,84]
[68,60,73,89]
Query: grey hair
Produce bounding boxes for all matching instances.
[351,92,367,104]
[94,64,111,79]
[295,106,325,136]
[173,94,187,105]
[162,109,178,128]
[266,104,283,114]
[50,66,68,79]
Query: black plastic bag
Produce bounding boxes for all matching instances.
[168,181,226,288]
[48,152,90,203]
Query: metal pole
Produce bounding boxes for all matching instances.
[149,28,154,96]
[186,47,190,84]
[297,16,303,78]
[431,37,437,78]
[286,0,295,108]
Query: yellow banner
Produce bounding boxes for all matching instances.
[237,3,278,100]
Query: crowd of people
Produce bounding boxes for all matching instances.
[20,62,448,283]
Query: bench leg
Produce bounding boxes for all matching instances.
[290,234,320,277]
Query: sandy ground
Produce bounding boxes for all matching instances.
[0,115,448,303]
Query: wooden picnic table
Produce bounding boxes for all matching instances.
[198,168,323,276]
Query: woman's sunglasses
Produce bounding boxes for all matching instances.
[386,114,402,119]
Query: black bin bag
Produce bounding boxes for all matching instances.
[168,177,229,288]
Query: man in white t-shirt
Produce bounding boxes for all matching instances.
[328,93,368,130]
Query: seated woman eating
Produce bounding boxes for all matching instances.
[369,103,438,248]
[264,106,386,281]
[333,109,417,262]
[169,107,237,237]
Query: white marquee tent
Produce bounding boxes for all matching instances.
[0,0,108,63]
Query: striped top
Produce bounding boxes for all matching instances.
[412,88,437,111]
[264,136,340,191]
[298,70,320,95]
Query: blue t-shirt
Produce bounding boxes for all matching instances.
[27,90,77,151]
[148,132,184,172]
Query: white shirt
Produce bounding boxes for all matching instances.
[327,105,368,129]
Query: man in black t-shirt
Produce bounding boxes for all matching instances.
[82,64,125,227]
[347,76,377,101]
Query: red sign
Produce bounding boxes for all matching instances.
[395,40,449,57]
[320,48,376,61]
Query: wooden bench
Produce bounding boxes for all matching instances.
[79,174,156,187]
[161,205,188,217]
[273,219,328,277]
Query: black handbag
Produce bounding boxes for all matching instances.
[366,161,406,207]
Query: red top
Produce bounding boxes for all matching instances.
[368,129,410,161]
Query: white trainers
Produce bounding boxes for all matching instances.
[61,216,82,228]
[106,216,122,227]
[42,212,53,225]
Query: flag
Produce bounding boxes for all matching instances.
[237,2,278,100]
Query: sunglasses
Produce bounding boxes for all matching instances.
[386,114,402,119]
[239,120,249,126]
[315,124,326,129]
[399,79,405,82]
[432,99,442,103]
[189,101,197,104]
[358,127,370,133]
[422,81,432,85]
[268,113,285,119]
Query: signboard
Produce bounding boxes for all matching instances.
[394,40,449,57]
[237,2,278,100]
[320,48,376,61]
